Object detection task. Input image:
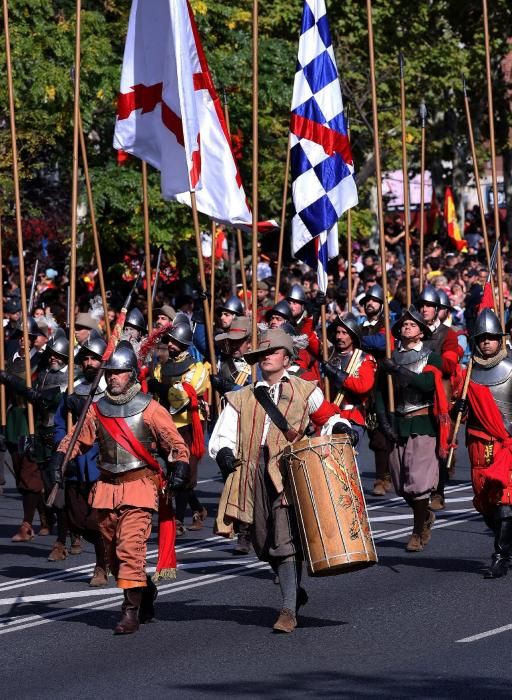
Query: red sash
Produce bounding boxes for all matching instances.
[92,401,177,581]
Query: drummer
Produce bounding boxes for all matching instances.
[209,329,357,634]
[322,313,377,444]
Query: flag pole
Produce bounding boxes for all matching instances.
[482,0,504,327]
[190,192,217,376]
[66,0,81,430]
[398,52,412,304]
[141,161,153,334]
[3,0,35,437]
[366,0,394,412]
[78,111,110,339]
[418,100,427,291]
[210,220,216,320]
[346,107,353,312]
[275,135,291,303]
[462,77,493,275]
[251,0,259,362]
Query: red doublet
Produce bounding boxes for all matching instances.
[337,353,377,427]
[296,316,321,382]
[440,326,462,376]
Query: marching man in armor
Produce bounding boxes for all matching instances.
[48,341,190,634]
[322,313,377,444]
[210,329,356,633]
[458,309,512,578]
[379,307,448,553]
[122,307,147,354]
[210,316,252,397]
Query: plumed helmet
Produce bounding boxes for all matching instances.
[103,340,139,372]
[436,289,452,311]
[416,285,440,307]
[219,295,244,317]
[13,316,46,339]
[47,335,69,361]
[168,322,193,347]
[124,307,146,333]
[265,300,292,322]
[391,305,432,339]
[328,313,363,348]
[286,284,307,305]
[472,308,504,339]
[361,284,384,305]
[76,336,107,363]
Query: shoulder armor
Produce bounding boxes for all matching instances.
[471,357,512,387]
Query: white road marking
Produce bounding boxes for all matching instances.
[370,509,474,523]
[0,560,269,636]
[366,483,472,511]
[456,624,512,643]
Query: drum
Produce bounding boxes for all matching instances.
[283,433,377,577]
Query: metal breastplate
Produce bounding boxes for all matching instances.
[36,369,69,428]
[329,351,352,372]
[96,392,154,473]
[75,380,105,403]
[393,347,432,415]
[471,358,512,430]
[423,324,448,355]
[160,354,194,385]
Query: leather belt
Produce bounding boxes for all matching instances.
[399,407,431,418]
[99,467,159,485]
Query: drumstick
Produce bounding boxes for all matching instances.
[333,348,363,407]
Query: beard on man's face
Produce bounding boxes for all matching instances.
[83,366,98,383]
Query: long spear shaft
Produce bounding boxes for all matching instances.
[3,0,35,435]
[210,220,216,320]
[462,77,493,277]
[346,107,353,311]
[419,100,427,291]
[78,111,110,339]
[151,247,162,305]
[482,0,504,327]
[251,0,259,369]
[275,135,291,303]
[366,0,394,412]
[67,0,82,430]
[142,161,153,334]
[28,259,39,314]
[399,52,411,305]
[222,94,249,311]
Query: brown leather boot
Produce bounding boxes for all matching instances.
[273,608,297,633]
[175,520,186,537]
[114,590,142,635]
[12,521,35,542]
[89,566,108,587]
[48,541,68,561]
[233,532,251,555]
[383,474,393,492]
[38,509,52,536]
[405,533,423,552]
[70,535,82,555]
[371,480,386,497]
[421,511,436,545]
[430,493,445,511]
[188,506,207,531]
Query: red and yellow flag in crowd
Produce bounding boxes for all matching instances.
[444,186,468,252]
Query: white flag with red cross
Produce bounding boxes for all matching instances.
[114,0,275,231]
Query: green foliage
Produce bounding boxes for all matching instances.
[0,0,510,262]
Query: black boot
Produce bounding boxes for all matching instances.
[114,589,142,634]
[233,521,252,555]
[139,576,158,624]
[484,517,512,579]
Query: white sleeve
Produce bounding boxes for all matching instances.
[307,386,350,435]
[208,402,239,458]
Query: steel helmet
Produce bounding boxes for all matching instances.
[173,312,192,327]
[219,295,244,317]
[46,335,70,361]
[124,307,147,333]
[265,300,292,322]
[103,340,139,372]
[328,313,363,348]
[391,305,432,339]
[167,322,193,347]
[13,316,46,339]
[436,289,452,311]
[416,285,440,308]
[472,308,503,339]
[361,284,384,306]
[286,284,307,305]
[76,336,107,363]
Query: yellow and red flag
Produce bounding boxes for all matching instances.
[444,187,468,252]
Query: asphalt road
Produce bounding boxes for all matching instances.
[0,436,511,699]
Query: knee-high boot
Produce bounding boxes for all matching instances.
[114,589,143,634]
[484,518,512,579]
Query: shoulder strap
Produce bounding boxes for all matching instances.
[253,385,299,442]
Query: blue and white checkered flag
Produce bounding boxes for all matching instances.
[290,0,357,292]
